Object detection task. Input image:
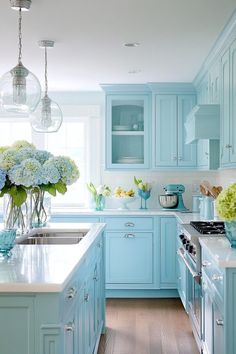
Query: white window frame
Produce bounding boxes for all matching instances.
[0,104,101,210]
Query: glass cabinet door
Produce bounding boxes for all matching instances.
[106,94,150,169]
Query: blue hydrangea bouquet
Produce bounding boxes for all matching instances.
[0,140,80,233]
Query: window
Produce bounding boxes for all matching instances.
[0,107,101,209]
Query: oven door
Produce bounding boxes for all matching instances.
[177,248,202,351]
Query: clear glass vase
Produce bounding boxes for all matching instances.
[94,195,105,211]
[224,221,236,248]
[3,193,31,235]
[31,188,51,228]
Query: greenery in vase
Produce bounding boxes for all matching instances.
[215,183,236,221]
[0,140,80,229]
[134,176,151,192]
[87,182,111,210]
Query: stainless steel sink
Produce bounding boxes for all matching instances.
[17,231,87,245]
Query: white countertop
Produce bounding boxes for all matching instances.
[52,207,203,224]
[0,223,106,293]
[199,237,236,268]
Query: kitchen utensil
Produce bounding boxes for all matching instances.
[159,194,178,208]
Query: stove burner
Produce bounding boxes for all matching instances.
[190,221,225,235]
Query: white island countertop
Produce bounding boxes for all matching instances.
[199,236,236,268]
[0,223,106,293]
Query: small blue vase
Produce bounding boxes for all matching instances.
[138,190,151,209]
[94,195,105,211]
[0,229,17,257]
[224,221,236,248]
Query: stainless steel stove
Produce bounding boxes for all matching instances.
[177,221,225,353]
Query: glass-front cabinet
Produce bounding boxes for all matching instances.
[105,93,150,169]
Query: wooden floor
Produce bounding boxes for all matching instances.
[98,298,199,354]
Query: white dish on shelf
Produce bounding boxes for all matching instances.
[113,125,132,131]
[117,156,144,164]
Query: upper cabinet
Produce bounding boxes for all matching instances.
[154,94,196,168]
[220,39,236,167]
[101,85,151,169]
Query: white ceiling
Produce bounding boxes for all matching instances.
[0,0,235,91]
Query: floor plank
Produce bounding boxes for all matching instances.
[98,298,199,354]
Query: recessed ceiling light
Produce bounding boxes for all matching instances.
[128,69,141,74]
[123,42,140,48]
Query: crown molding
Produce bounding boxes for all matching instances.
[194,8,236,87]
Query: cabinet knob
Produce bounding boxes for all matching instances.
[178,157,182,161]
[66,287,77,300]
[125,222,135,227]
[97,241,103,248]
[216,319,224,326]
[65,322,75,332]
[84,293,89,302]
[172,156,177,161]
[202,260,211,267]
[212,274,223,282]
[205,152,209,156]
[124,233,135,238]
[225,144,232,148]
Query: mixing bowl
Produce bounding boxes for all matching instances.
[159,194,178,208]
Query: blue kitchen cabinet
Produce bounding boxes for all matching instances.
[0,233,105,354]
[208,60,220,104]
[197,139,220,170]
[101,84,151,169]
[220,38,236,167]
[104,216,158,291]
[160,216,177,288]
[154,94,196,168]
[105,231,154,284]
[201,247,225,354]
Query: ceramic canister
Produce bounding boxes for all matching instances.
[192,195,201,213]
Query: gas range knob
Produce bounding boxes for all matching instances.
[183,239,189,245]
[179,234,185,240]
[185,243,190,250]
[188,245,194,253]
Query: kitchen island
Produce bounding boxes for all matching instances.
[0,222,106,354]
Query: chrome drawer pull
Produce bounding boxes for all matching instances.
[212,274,223,281]
[65,322,75,332]
[216,319,224,326]
[202,260,211,267]
[125,222,135,227]
[124,233,135,238]
[66,287,77,299]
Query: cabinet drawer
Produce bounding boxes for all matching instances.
[104,217,153,231]
[202,249,224,300]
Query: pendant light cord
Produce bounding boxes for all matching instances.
[44,46,48,96]
[18,8,22,63]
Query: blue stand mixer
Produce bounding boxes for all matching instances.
[160,184,188,211]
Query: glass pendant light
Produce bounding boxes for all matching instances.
[30,40,63,133]
[0,0,41,113]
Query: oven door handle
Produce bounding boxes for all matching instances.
[177,248,201,284]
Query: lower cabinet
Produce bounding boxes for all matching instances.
[160,216,177,288]
[105,231,154,286]
[105,215,178,294]
[0,233,105,354]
